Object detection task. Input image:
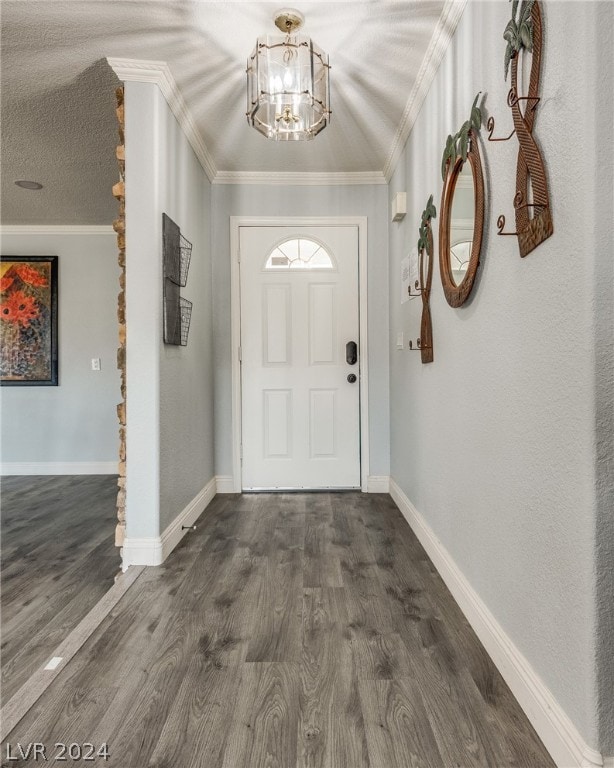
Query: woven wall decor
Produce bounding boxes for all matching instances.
[408,195,436,363]
[489,0,553,257]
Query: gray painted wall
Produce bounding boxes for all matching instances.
[211,183,390,482]
[1,231,119,464]
[388,0,613,753]
[125,81,214,538]
[593,2,614,754]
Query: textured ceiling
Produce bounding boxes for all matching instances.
[1,0,456,224]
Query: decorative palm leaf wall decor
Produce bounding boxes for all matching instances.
[408,195,436,364]
[488,0,553,257]
[441,94,482,181]
[503,0,534,80]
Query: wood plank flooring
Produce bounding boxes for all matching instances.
[1,475,119,702]
[1,492,555,768]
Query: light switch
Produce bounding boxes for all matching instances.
[396,332,404,350]
[91,358,101,371]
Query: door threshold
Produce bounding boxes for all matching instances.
[242,487,361,493]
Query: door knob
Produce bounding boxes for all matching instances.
[347,373,357,383]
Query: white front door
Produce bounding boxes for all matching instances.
[240,225,360,490]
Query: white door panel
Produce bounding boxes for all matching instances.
[240,226,360,490]
[263,285,291,365]
[310,389,337,457]
[263,389,292,457]
[309,284,336,365]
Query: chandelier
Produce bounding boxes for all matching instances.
[246,9,331,141]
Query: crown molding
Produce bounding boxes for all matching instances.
[383,0,468,182]
[213,170,387,186]
[107,57,217,182]
[0,225,114,235]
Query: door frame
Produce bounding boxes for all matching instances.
[230,216,370,493]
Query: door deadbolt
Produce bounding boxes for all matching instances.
[345,341,358,365]
[347,373,357,384]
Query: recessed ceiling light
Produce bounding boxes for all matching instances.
[15,180,43,190]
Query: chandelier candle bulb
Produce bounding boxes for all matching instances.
[246,8,331,141]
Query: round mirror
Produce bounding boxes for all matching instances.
[449,161,474,286]
[439,137,485,307]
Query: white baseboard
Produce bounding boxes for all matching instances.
[122,477,217,568]
[389,478,605,768]
[0,461,117,476]
[366,475,390,493]
[160,477,217,561]
[121,536,162,568]
[215,475,236,493]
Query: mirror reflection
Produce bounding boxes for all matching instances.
[449,161,475,286]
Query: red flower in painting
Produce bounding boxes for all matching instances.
[14,264,48,287]
[0,290,39,327]
[0,276,14,292]
[0,300,15,323]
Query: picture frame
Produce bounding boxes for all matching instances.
[0,255,59,386]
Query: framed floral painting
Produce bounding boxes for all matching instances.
[0,256,58,386]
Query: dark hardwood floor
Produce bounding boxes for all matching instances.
[1,492,555,767]
[1,475,119,702]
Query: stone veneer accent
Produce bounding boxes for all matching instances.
[112,87,126,547]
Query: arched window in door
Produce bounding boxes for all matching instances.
[264,238,335,270]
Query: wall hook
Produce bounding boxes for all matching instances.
[497,191,551,237]
[496,215,517,237]
[409,338,432,351]
[507,87,541,112]
[487,116,516,142]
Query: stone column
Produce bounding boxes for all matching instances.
[112,87,127,547]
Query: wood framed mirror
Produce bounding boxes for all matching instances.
[439,95,485,307]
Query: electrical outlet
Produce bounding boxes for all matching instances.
[91,358,101,371]
[396,332,404,349]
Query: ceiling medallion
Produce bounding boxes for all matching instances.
[246,8,331,141]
